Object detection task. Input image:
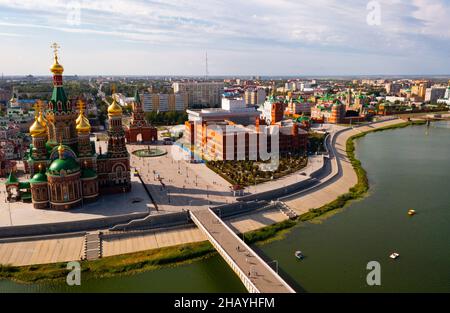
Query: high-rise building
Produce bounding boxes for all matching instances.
[142,93,188,112]
[411,80,429,100]
[385,82,401,95]
[425,87,447,103]
[172,81,224,108]
[244,88,266,106]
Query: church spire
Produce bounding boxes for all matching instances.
[48,42,69,113]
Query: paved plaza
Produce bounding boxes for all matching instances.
[129,143,237,213]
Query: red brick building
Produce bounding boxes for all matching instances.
[125,90,157,143]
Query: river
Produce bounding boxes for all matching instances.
[1,122,449,292]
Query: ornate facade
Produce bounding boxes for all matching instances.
[5,45,131,210]
[125,90,157,143]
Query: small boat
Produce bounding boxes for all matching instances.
[295,250,304,260]
[389,252,400,259]
[408,209,416,216]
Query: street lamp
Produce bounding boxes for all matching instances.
[267,260,278,274]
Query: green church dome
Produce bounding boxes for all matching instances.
[5,171,19,184]
[30,172,48,184]
[48,157,80,175]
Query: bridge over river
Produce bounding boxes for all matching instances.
[190,209,296,293]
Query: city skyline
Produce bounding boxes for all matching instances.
[0,0,450,76]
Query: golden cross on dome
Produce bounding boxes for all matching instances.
[50,42,60,57]
[33,101,41,117]
[78,99,85,112]
[36,100,44,112]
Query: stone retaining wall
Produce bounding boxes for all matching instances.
[0,212,148,239]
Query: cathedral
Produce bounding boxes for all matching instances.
[6,46,131,210]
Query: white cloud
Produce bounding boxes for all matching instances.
[0,0,448,74]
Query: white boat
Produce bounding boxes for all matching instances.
[295,250,304,260]
[389,252,400,259]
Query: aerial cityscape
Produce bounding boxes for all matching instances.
[0,0,449,307]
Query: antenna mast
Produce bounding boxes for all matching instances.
[205,51,209,80]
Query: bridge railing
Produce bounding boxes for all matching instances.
[206,208,296,293]
[189,211,260,293]
[192,208,296,293]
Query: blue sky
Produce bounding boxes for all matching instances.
[0,0,449,75]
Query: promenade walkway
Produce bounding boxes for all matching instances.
[0,235,84,266]
[190,209,295,293]
[0,208,287,266]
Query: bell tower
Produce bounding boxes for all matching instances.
[45,43,78,147]
[106,92,128,158]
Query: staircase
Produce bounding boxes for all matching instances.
[277,201,298,220]
[84,231,102,260]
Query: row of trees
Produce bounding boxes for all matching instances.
[144,111,188,125]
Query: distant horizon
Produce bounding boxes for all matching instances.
[2,74,450,80]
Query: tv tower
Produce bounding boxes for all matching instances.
[205,51,209,80]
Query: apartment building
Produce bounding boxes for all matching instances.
[172,81,224,108]
[142,93,188,112]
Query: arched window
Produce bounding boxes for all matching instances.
[116,166,123,178]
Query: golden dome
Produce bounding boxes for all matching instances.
[107,96,123,117]
[29,116,47,137]
[75,112,83,125]
[50,55,64,75]
[76,100,91,133]
[76,115,91,133]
